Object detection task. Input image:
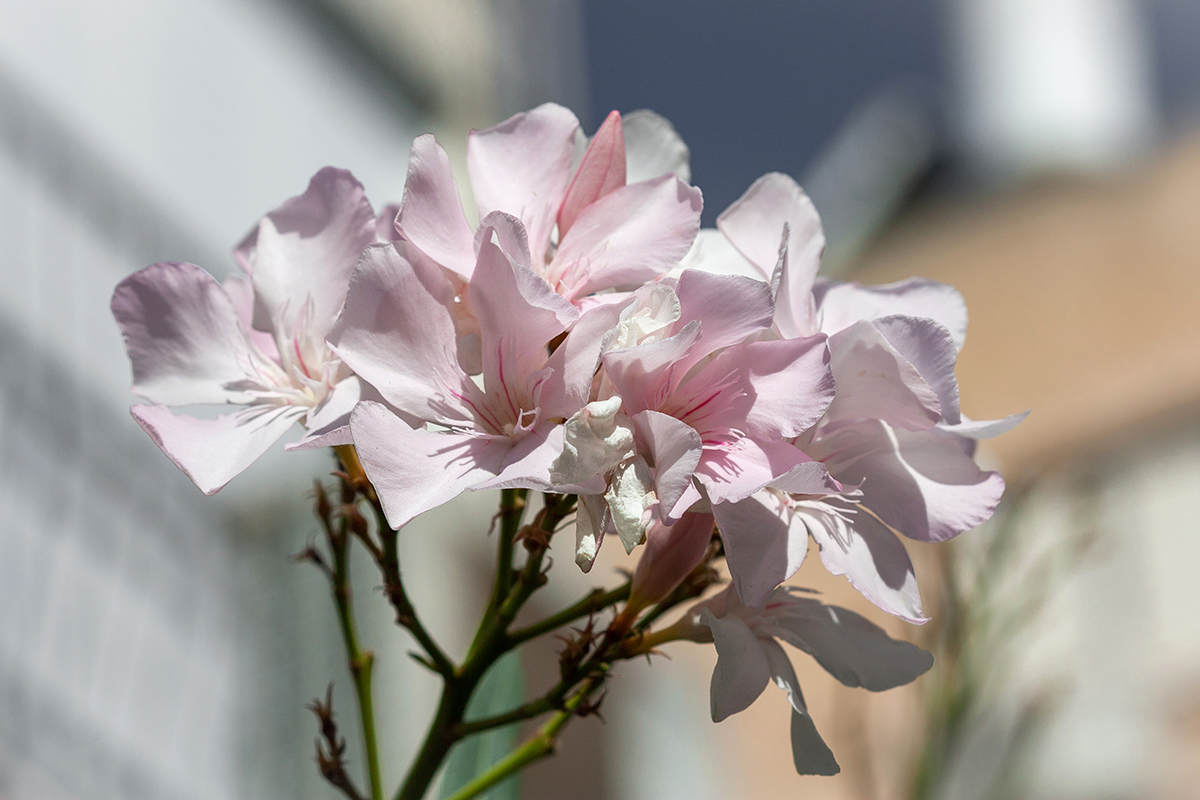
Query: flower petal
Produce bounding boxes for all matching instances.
[558,109,626,238]
[695,438,812,506]
[475,211,534,269]
[813,420,1006,543]
[131,403,305,495]
[761,639,840,776]
[606,456,656,552]
[939,411,1029,440]
[574,493,609,572]
[476,424,605,494]
[718,173,825,338]
[350,401,506,529]
[540,301,629,421]
[603,320,701,416]
[632,410,703,520]
[873,315,961,425]
[670,269,774,376]
[245,167,377,338]
[551,174,703,299]
[472,239,578,384]
[622,109,691,184]
[701,609,771,722]
[222,271,280,362]
[815,276,968,351]
[396,134,478,278]
[550,397,636,486]
[800,497,927,623]
[329,242,473,424]
[112,262,267,405]
[286,375,363,451]
[772,595,934,690]
[824,320,943,431]
[689,334,835,442]
[712,492,808,607]
[374,203,400,242]
[468,103,580,262]
[673,228,764,281]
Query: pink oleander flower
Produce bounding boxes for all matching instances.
[550,268,837,569]
[681,172,1026,618]
[671,585,934,775]
[329,225,618,529]
[111,168,390,494]
[394,103,703,304]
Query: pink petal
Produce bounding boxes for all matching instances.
[674,229,763,281]
[245,167,377,338]
[131,403,306,495]
[286,375,362,451]
[873,315,961,425]
[803,498,927,623]
[815,277,968,351]
[396,135,477,278]
[558,109,626,238]
[671,269,774,376]
[288,382,423,452]
[470,241,578,408]
[689,334,834,441]
[824,320,943,431]
[550,174,703,299]
[540,301,630,421]
[112,262,265,406]
[631,410,703,520]
[770,460,842,494]
[717,173,825,337]
[222,271,280,362]
[712,493,808,607]
[813,420,1006,543]
[603,321,702,416]
[695,438,812,505]
[468,103,580,263]
[701,609,771,722]
[761,639,840,776]
[475,211,533,269]
[350,401,506,529]
[475,424,605,494]
[939,411,1029,439]
[771,596,933,690]
[328,243,473,425]
[622,109,691,184]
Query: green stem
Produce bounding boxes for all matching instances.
[368,499,456,678]
[454,696,557,739]
[440,678,604,800]
[507,583,631,646]
[493,489,525,605]
[330,516,385,800]
[394,493,575,800]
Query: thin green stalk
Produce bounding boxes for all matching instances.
[330,516,384,800]
[367,499,456,678]
[454,696,557,739]
[441,678,604,800]
[395,493,575,800]
[493,489,526,605]
[506,583,631,646]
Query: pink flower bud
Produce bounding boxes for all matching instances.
[629,512,715,609]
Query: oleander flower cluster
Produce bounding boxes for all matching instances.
[112,103,1023,779]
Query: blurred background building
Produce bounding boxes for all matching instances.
[1,0,1199,799]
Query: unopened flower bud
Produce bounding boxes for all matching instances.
[629,512,715,611]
